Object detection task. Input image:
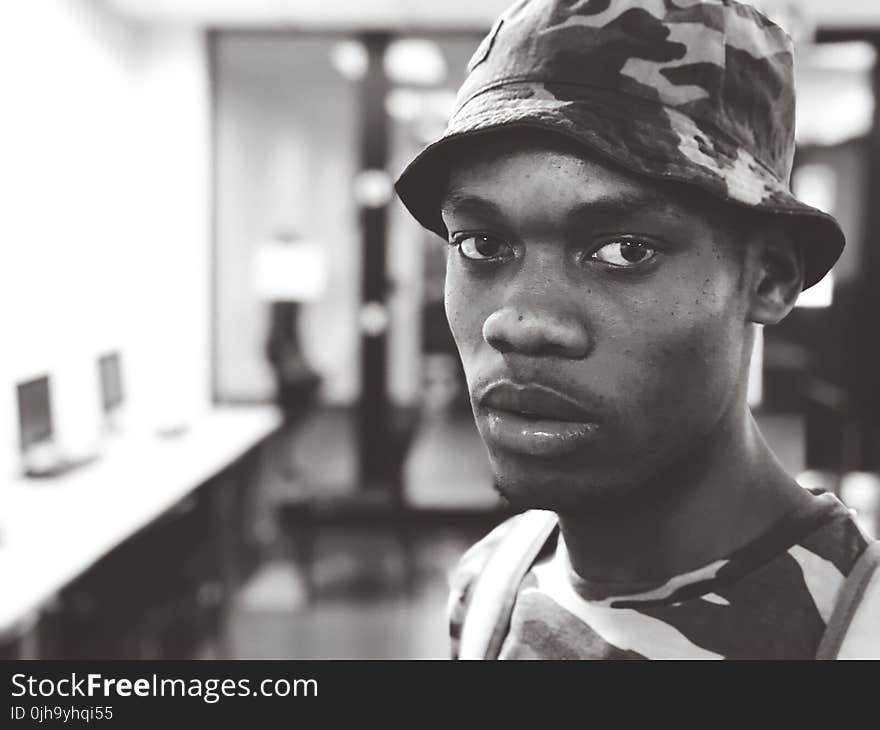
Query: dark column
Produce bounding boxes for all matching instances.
[813,30,880,471]
[855,45,880,470]
[357,33,392,489]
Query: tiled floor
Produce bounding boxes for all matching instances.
[225,408,490,659]
[227,530,476,659]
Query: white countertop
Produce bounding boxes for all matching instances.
[0,405,282,640]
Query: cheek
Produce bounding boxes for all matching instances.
[610,287,745,427]
[444,260,486,361]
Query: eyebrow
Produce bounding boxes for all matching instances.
[440,192,505,220]
[440,190,681,225]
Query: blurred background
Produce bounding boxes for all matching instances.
[1,0,879,660]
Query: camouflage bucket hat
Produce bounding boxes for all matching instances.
[394,0,845,289]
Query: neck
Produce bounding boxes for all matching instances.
[557,404,813,585]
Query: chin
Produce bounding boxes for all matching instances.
[490,458,644,513]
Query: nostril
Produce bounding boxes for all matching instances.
[485,333,515,354]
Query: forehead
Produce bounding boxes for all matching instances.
[440,130,732,230]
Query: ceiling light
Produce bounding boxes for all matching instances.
[804,42,877,74]
[330,40,369,81]
[383,39,446,86]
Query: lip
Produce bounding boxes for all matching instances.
[480,382,594,422]
[476,381,599,457]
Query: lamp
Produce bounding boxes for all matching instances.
[252,231,327,303]
[253,232,326,427]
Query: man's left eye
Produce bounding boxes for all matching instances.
[591,240,656,267]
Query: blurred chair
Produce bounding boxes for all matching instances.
[275,405,422,598]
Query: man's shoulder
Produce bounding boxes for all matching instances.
[449,513,531,595]
[446,511,547,658]
[795,491,875,578]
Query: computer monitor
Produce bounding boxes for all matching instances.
[17,375,53,452]
[17,373,100,478]
[98,352,123,414]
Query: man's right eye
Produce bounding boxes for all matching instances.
[454,234,512,261]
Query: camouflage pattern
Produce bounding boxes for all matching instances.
[447,492,872,659]
[394,0,845,289]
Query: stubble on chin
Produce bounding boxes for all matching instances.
[489,469,649,514]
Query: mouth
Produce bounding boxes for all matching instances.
[476,381,600,457]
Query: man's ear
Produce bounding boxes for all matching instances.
[746,226,804,326]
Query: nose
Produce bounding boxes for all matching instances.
[482,300,591,359]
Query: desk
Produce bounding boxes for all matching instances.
[0,406,282,650]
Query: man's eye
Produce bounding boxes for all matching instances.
[455,235,512,261]
[591,240,656,267]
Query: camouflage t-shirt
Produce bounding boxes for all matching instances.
[448,491,872,659]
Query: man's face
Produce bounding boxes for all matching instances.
[441,134,755,511]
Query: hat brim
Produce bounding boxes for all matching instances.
[395,83,844,290]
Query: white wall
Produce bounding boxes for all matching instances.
[0,1,211,480]
[214,36,362,404]
[214,35,475,407]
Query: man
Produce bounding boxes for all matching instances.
[395,0,879,659]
